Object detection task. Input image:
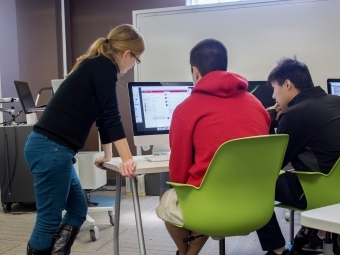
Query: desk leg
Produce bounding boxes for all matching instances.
[130,177,146,255]
[289,210,294,243]
[323,232,333,255]
[114,174,122,255]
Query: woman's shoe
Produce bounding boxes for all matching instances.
[51,223,80,255]
[27,243,52,255]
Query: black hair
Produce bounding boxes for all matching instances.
[189,38,228,77]
[267,57,314,90]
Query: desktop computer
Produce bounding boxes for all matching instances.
[51,79,64,93]
[128,82,193,195]
[128,82,194,152]
[327,79,340,96]
[247,81,275,108]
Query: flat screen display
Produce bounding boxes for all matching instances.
[128,82,194,136]
[128,80,275,138]
[327,79,340,96]
[248,81,275,108]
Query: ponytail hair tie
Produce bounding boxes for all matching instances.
[105,38,109,43]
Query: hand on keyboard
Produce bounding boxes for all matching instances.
[145,154,170,162]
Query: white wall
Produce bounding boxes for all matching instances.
[0,0,20,122]
[134,0,340,91]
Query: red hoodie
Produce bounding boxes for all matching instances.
[169,71,270,187]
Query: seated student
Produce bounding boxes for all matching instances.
[156,38,271,255]
[256,57,340,255]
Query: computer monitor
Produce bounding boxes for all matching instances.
[128,80,274,148]
[51,79,64,93]
[128,82,194,148]
[327,79,340,96]
[14,80,47,114]
[248,81,275,108]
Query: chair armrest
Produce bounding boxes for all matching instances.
[293,171,328,176]
[280,169,328,177]
[166,181,199,189]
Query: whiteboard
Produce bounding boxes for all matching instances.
[133,0,340,91]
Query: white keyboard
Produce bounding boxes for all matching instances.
[145,154,170,162]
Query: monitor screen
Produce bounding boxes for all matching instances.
[327,79,340,96]
[51,79,64,93]
[128,80,274,147]
[14,80,36,114]
[128,82,193,146]
[248,81,275,108]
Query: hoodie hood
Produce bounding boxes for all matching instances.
[192,71,248,98]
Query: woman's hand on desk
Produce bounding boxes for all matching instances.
[94,156,111,170]
[119,158,137,178]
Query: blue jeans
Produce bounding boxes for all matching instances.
[24,131,87,250]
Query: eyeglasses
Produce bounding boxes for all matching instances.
[130,52,141,64]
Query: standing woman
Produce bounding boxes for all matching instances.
[24,24,144,255]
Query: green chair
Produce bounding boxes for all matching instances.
[277,157,340,244]
[167,134,289,255]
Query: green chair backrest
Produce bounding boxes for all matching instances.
[169,134,289,237]
[294,157,340,210]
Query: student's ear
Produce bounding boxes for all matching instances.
[285,79,294,91]
[192,66,202,82]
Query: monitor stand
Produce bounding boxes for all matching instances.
[143,144,171,196]
[137,144,170,156]
[152,144,170,155]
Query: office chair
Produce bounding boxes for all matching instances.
[276,157,340,245]
[167,134,289,255]
[71,152,114,241]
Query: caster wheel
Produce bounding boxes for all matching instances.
[3,203,12,212]
[108,211,114,226]
[90,226,99,241]
[284,212,290,222]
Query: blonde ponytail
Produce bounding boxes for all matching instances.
[67,24,145,76]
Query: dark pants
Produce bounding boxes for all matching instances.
[256,171,307,251]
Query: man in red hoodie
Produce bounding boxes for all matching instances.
[156,38,270,255]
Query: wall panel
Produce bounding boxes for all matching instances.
[69,0,186,157]
[135,0,340,91]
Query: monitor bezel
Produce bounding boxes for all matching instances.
[14,80,35,114]
[247,80,275,109]
[327,79,340,95]
[128,81,194,137]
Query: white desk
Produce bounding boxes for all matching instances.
[102,156,169,255]
[300,204,340,255]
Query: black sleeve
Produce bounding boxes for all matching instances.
[267,109,278,134]
[277,109,308,168]
[92,59,126,144]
